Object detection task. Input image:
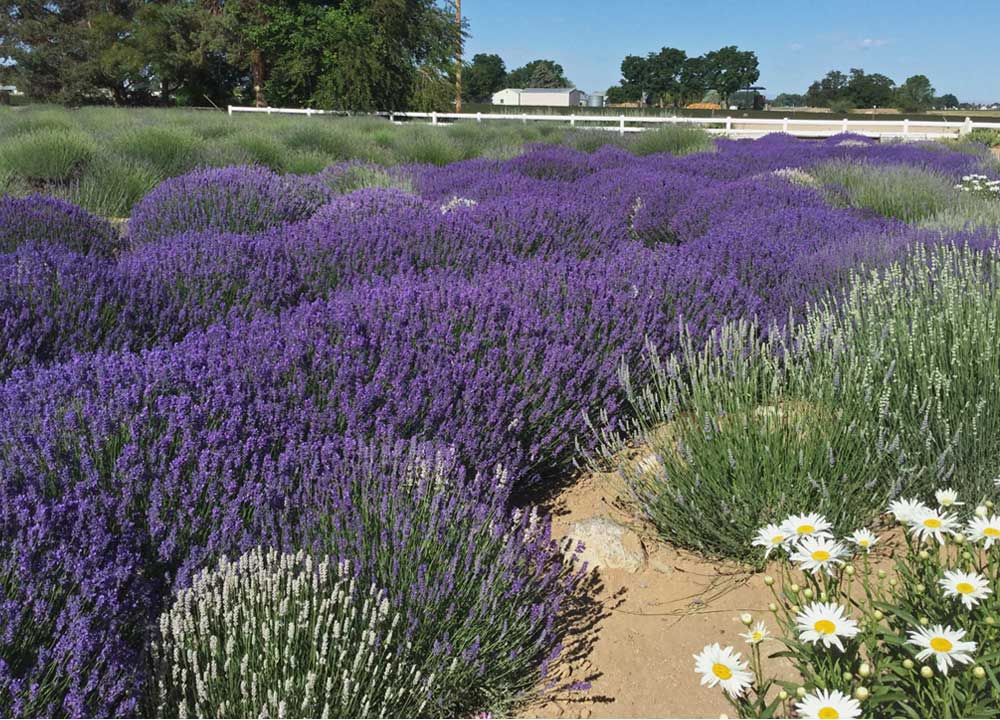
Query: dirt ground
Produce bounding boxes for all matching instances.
[522,471,779,719]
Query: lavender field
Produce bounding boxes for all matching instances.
[3,124,1000,718]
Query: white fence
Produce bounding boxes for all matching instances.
[227,105,1000,141]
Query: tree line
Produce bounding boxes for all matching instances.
[0,0,460,110]
[458,55,572,103]
[774,69,962,112]
[604,46,760,108]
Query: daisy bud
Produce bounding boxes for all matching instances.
[803,588,814,600]
[763,575,775,586]
[920,665,934,679]
[842,671,853,682]
[976,505,989,518]
[845,565,855,576]
[953,533,965,545]
[778,690,789,701]
[986,616,996,626]
[791,604,800,613]
[873,610,884,621]
[859,662,871,678]
[877,569,886,579]
[888,578,897,587]
[790,583,800,594]
[962,551,973,561]
[819,592,828,602]
[768,602,778,612]
[915,584,925,594]
[795,686,807,698]
[903,659,915,670]
[854,686,870,701]
[918,616,929,625]
[987,500,995,509]
[739,613,753,626]
[918,550,930,560]
[973,666,986,679]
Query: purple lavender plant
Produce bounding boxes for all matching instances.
[0,195,121,257]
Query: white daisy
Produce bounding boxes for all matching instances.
[752,523,789,558]
[795,602,860,652]
[967,514,1000,549]
[907,624,977,675]
[887,497,932,525]
[781,513,833,540]
[935,488,963,508]
[741,621,769,645]
[796,688,862,719]
[848,528,878,552]
[693,643,754,698]
[909,508,960,544]
[790,536,850,576]
[939,570,992,610]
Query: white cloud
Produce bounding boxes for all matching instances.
[857,38,890,50]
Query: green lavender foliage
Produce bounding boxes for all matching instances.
[810,160,958,223]
[591,244,1000,561]
[153,549,437,719]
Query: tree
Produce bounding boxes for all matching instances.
[935,93,959,109]
[0,1,147,104]
[676,55,709,106]
[895,74,934,112]
[700,45,759,106]
[773,93,807,107]
[806,70,848,107]
[462,53,506,102]
[506,59,570,88]
[605,84,640,104]
[845,68,895,108]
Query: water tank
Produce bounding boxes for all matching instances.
[587,93,605,108]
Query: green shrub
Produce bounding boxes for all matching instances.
[153,549,437,718]
[389,126,463,165]
[967,128,1000,148]
[224,133,288,171]
[627,125,714,156]
[0,128,96,183]
[590,244,1000,561]
[322,164,415,194]
[55,155,161,219]
[811,160,958,223]
[110,126,201,176]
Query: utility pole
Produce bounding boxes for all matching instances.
[454,0,462,112]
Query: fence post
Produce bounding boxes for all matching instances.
[842,117,848,133]
[306,108,313,117]
[962,116,973,135]
[570,113,576,127]
[725,116,732,133]
[903,118,909,137]
[783,117,789,133]
[227,105,233,116]
[619,115,625,136]
[267,107,273,115]
[431,111,438,125]
[522,113,527,124]
[477,112,482,123]
[389,112,395,123]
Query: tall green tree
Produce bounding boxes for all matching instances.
[846,68,895,107]
[806,70,849,107]
[0,0,147,104]
[462,53,506,102]
[895,74,935,112]
[506,59,570,88]
[700,45,759,106]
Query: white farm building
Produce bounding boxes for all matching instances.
[491,88,586,107]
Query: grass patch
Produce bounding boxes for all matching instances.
[0,128,96,184]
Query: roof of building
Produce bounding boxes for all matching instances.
[495,87,580,95]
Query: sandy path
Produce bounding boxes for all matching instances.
[523,472,778,719]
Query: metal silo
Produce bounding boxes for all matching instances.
[587,92,605,108]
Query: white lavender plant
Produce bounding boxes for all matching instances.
[152,548,435,718]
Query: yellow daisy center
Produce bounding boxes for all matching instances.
[818,707,840,719]
[712,663,733,680]
[797,524,815,534]
[812,550,831,562]
[956,582,975,594]
[771,535,784,544]
[814,619,836,635]
[930,637,953,652]
[859,539,870,547]
[752,631,763,641]
[923,518,942,529]
[984,527,1000,537]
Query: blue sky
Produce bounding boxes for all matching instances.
[463,0,1000,103]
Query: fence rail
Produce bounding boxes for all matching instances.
[227,105,1000,140]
